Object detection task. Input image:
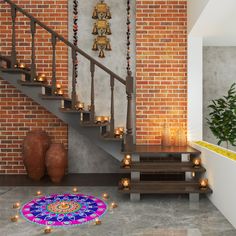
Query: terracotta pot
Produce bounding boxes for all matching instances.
[45,143,67,183]
[162,123,172,146]
[22,130,50,181]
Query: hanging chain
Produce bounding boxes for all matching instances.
[126,0,131,74]
[73,0,79,81]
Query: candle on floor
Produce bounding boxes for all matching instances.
[110,202,118,209]
[36,190,42,196]
[95,218,101,225]
[13,202,20,209]
[44,226,52,234]
[11,215,19,222]
[102,192,109,200]
[72,187,78,193]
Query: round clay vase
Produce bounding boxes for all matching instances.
[22,130,51,181]
[45,143,67,183]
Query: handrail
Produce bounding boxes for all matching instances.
[3,0,126,85]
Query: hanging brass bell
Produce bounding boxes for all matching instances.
[92,8,98,19]
[99,48,105,58]
[106,40,111,51]
[106,23,111,35]
[92,40,98,51]
[92,23,98,35]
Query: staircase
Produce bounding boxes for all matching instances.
[0,0,212,200]
[120,146,212,200]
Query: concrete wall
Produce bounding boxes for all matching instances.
[203,47,236,151]
[67,0,136,173]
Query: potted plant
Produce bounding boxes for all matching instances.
[207,83,236,149]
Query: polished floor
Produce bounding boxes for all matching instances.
[0,187,235,236]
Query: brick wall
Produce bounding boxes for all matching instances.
[0,0,68,174]
[136,0,187,145]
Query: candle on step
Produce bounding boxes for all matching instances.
[122,154,132,168]
[96,116,102,123]
[19,63,26,69]
[76,102,84,110]
[121,178,130,190]
[56,83,62,89]
[114,128,121,138]
[13,202,20,209]
[199,178,208,189]
[193,158,201,168]
[57,89,64,96]
[103,116,110,123]
[72,187,78,193]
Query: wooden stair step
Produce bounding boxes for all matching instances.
[40,94,71,101]
[1,68,31,75]
[101,133,123,141]
[119,181,213,194]
[132,145,201,155]
[80,121,110,127]
[60,108,90,114]
[18,80,50,87]
[121,162,206,173]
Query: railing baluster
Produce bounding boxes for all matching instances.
[10,5,17,68]
[51,34,57,95]
[71,50,77,108]
[110,75,115,137]
[30,20,36,81]
[90,62,95,123]
[125,71,134,151]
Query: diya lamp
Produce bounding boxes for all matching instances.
[110,202,118,209]
[56,83,62,90]
[103,116,110,123]
[36,190,42,196]
[37,73,47,83]
[121,178,130,190]
[193,158,201,168]
[19,63,26,69]
[95,116,102,124]
[122,154,132,168]
[75,102,84,111]
[13,202,20,209]
[102,192,109,200]
[57,89,64,96]
[72,187,78,193]
[11,215,19,222]
[44,226,52,234]
[95,218,101,225]
[199,178,208,190]
[114,127,124,138]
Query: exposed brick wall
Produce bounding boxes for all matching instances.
[136,0,187,145]
[0,1,68,174]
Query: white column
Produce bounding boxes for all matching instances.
[187,36,203,141]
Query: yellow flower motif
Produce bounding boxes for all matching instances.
[195,141,236,161]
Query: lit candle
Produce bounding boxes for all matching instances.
[192,172,195,178]
[121,178,130,190]
[96,116,102,123]
[11,215,19,222]
[13,202,20,209]
[122,154,132,168]
[56,83,62,89]
[114,128,120,137]
[199,178,208,189]
[72,187,78,193]
[103,116,109,123]
[118,127,124,134]
[193,158,201,168]
[110,202,118,209]
[57,89,63,96]
[102,193,109,200]
[36,190,42,196]
[95,218,101,225]
[19,63,26,69]
[77,102,84,110]
[44,226,52,234]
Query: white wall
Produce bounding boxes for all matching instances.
[187,0,209,34]
[191,142,236,229]
[187,37,203,141]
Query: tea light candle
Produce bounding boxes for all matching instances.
[110,202,118,209]
[36,190,42,196]
[122,154,132,168]
[118,127,124,134]
[19,63,26,69]
[77,102,84,110]
[44,226,52,234]
[114,128,121,137]
[121,178,130,190]
[95,218,101,225]
[72,187,78,193]
[102,193,109,200]
[57,89,64,96]
[193,158,201,168]
[96,116,102,123]
[199,178,208,189]
[56,83,62,89]
[13,202,20,209]
[103,116,110,123]
[11,215,19,222]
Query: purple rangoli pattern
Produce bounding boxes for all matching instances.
[20,193,107,227]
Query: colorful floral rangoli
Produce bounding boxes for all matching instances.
[20,193,107,227]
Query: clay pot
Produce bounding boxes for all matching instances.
[162,123,172,146]
[45,143,67,183]
[22,130,51,181]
